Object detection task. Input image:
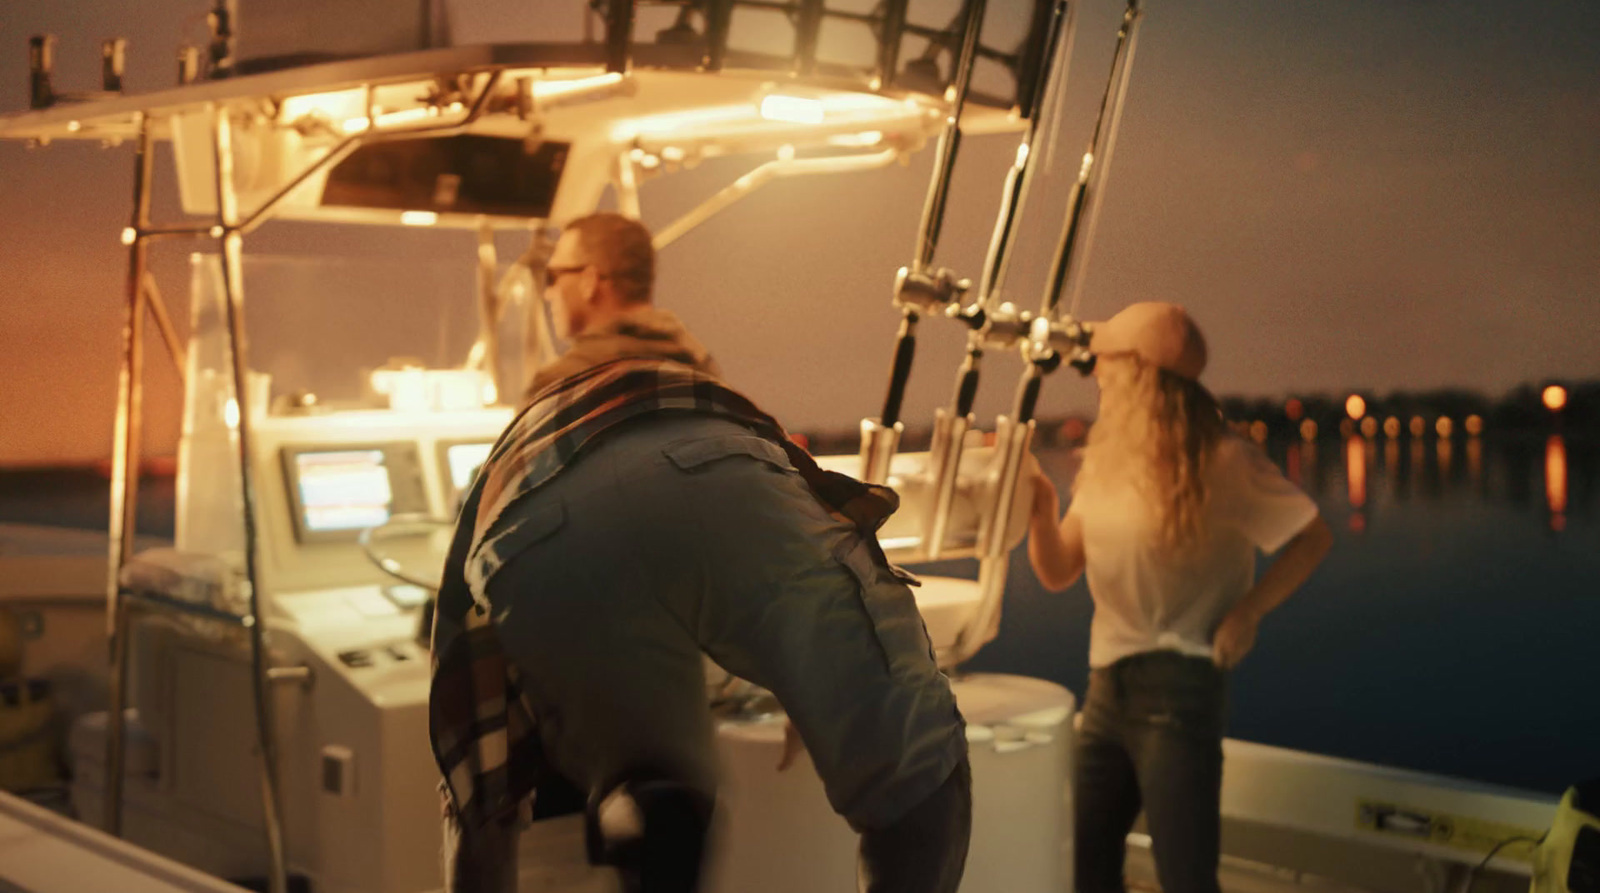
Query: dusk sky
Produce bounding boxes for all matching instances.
[1,0,1596,465]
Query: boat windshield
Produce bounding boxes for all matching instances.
[188,252,525,411]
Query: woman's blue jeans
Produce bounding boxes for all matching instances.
[1074,650,1227,893]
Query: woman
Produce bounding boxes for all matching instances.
[1028,302,1333,893]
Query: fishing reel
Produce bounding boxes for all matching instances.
[972,305,1094,375]
[893,265,981,329]
[1029,315,1096,376]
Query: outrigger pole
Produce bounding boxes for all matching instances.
[861,0,988,484]
[952,0,1145,663]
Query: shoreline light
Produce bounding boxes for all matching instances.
[1345,394,1366,420]
[1543,385,1568,412]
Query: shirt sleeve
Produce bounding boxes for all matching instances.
[1217,437,1320,554]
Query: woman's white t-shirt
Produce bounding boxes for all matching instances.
[1067,434,1319,668]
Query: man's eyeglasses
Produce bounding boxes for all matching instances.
[545,264,602,288]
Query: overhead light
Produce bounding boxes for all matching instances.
[613,104,753,140]
[340,105,439,134]
[400,211,439,226]
[760,94,825,125]
[827,131,884,148]
[279,87,366,128]
[533,72,625,101]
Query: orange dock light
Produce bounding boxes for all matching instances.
[1345,394,1366,420]
[1543,385,1568,412]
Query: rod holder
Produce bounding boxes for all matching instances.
[29,35,56,110]
[922,407,974,560]
[178,46,201,84]
[950,554,1011,665]
[976,415,1036,559]
[207,0,236,78]
[859,417,903,486]
[948,415,1035,662]
[102,38,126,93]
[604,0,636,74]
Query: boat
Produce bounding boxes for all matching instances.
[0,2,1577,892]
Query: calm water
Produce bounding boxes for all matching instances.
[2,432,1595,795]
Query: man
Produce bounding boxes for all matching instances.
[430,212,971,893]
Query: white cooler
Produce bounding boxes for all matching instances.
[706,673,1074,893]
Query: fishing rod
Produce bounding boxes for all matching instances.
[1041,0,1143,325]
[861,0,987,484]
[922,0,1075,558]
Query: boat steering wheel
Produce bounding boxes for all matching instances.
[358,513,456,591]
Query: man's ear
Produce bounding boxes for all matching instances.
[581,267,604,307]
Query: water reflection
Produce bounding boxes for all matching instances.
[1384,437,1401,499]
[1346,435,1367,532]
[1260,428,1591,534]
[1547,435,1568,531]
[1409,437,1426,501]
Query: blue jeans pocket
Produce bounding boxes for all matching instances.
[662,433,796,474]
[834,535,938,677]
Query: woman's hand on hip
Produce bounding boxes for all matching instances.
[1212,610,1259,669]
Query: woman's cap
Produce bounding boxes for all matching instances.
[1090,302,1207,380]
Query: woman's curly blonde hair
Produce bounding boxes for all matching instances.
[1076,354,1227,549]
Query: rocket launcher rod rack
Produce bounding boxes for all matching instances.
[855,0,1146,664]
[923,0,1074,561]
[950,0,1144,664]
